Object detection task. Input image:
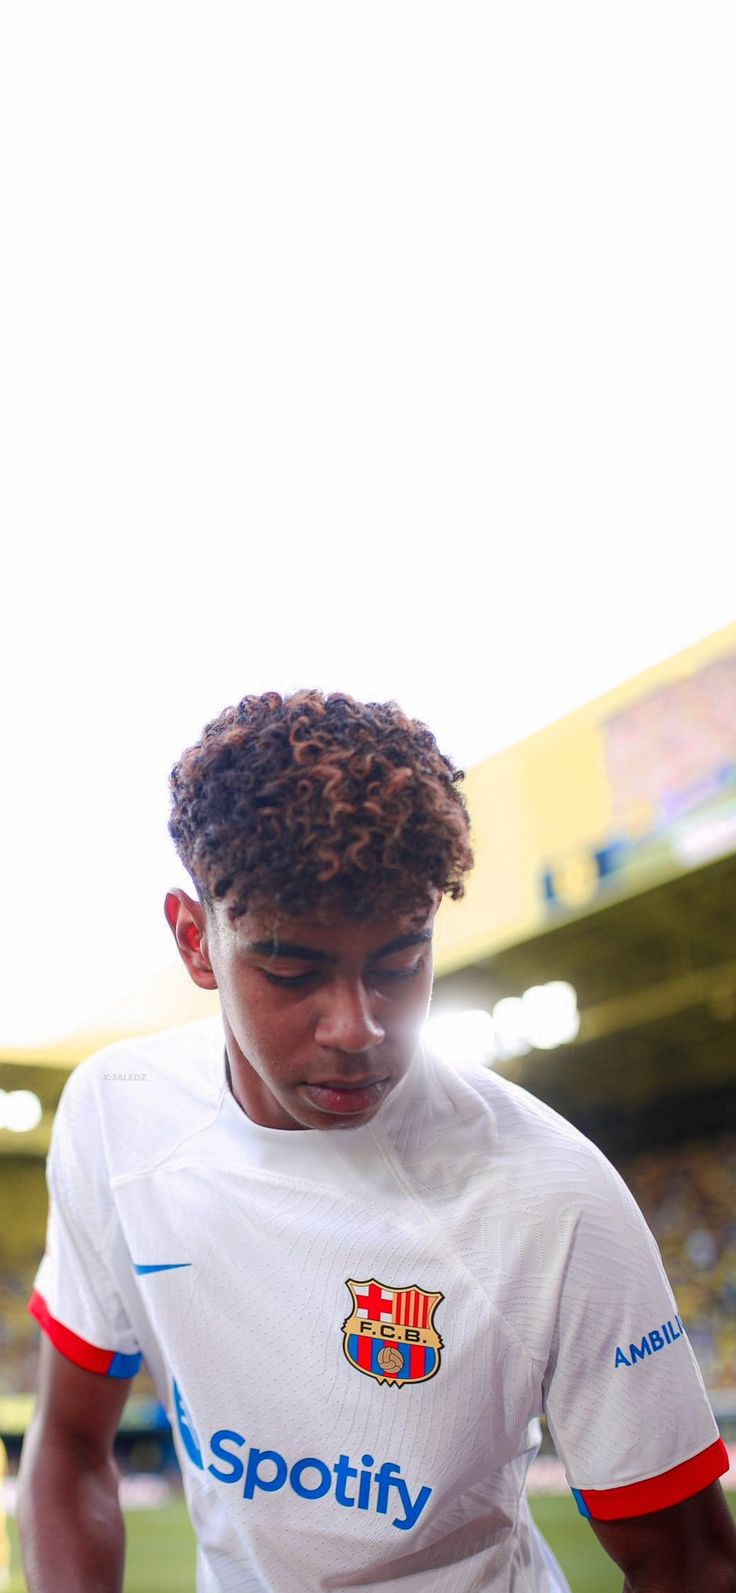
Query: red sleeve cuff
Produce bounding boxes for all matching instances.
[28,1289,142,1379]
[572,1437,729,1520]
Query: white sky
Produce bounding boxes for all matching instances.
[2,4,735,1045]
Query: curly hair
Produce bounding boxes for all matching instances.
[168,689,474,924]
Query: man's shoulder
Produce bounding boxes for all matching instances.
[428,1053,588,1144]
[54,1018,225,1176]
[415,1053,620,1202]
[66,1016,223,1094]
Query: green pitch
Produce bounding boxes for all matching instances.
[5,1493,736,1590]
[531,1496,622,1591]
[5,1504,195,1593]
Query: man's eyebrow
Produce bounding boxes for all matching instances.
[244,939,335,963]
[243,929,432,964]
[370,929,433,959]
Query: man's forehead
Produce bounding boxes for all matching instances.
[215,898,436,949]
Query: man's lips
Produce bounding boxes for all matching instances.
[306,1077,388,1090]
[298,1077,390,1115]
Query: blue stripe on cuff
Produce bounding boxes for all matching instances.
[107,1349,143,1378]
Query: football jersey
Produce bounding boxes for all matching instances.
[29,1019,727,1592]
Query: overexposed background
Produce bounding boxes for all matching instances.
[1,3,734,1043]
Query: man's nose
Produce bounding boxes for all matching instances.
[313,982,386,1052]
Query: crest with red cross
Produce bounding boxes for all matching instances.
[342,1277,444,1387]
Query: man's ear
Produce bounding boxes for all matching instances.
[164,888,218,991]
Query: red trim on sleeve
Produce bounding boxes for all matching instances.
[578,1437,729,1520]
[28,1289,115,1375]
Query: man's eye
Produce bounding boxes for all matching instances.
[261,969,318,987]
[259,960,426,989]
[373,959,426,983]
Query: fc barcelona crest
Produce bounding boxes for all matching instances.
[342,1278,444,1387]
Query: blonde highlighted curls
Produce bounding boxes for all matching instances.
[168,690,474,923]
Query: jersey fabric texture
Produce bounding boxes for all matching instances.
[29,1019,727,1593]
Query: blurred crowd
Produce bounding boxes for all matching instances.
[0,1268,38,1397]
[623,1133,736,1393]
[1,1132,736,1399]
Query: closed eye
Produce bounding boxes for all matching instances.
[260,970,319,988]
[375,961,426,982]
[260,960,426,989]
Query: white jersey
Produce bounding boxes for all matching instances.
[30,1019,727,1592]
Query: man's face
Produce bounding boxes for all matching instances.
[171,893,439,1131]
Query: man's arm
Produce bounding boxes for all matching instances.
[17,1336,134,1593]
[590,1481,736,1592]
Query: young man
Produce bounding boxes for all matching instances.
[18,690,736,1592]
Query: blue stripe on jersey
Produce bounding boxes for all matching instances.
[108,1349,144,1378]
[134,1263,192,1275]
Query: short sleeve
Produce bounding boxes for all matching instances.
[28,1067,142,1379]
[542,1150,728,1520]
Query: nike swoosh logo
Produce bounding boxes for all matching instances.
[134,1263,192,1275]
